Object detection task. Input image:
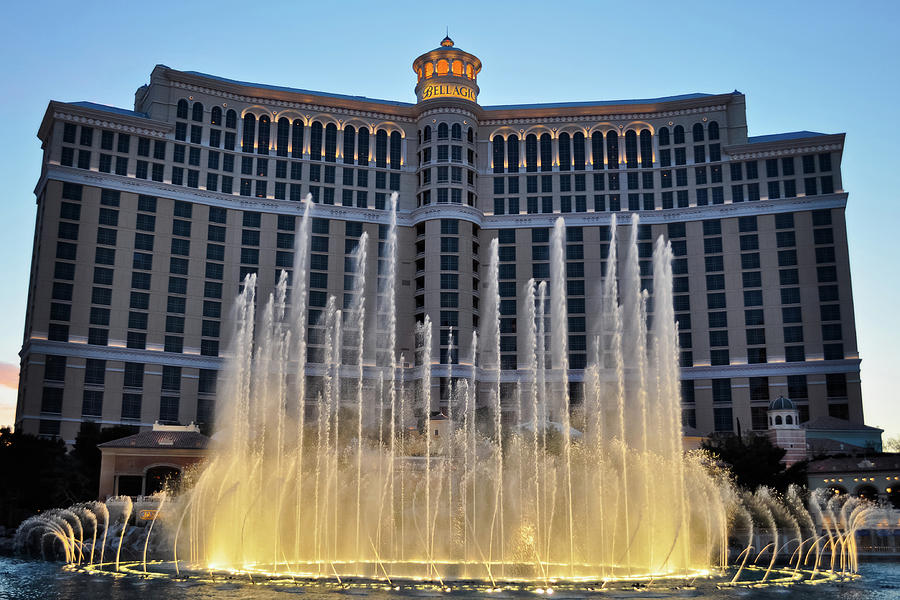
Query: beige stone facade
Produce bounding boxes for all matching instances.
[15,39,863,444]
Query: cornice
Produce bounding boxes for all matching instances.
[725,134,845,159]
[23,339,225,369]
[481,194,848,228]
[39,101,172,143]
[479,104,729,127]
[39,165,410,225]
[410,203,484,227]
[680,359,862,380]
[416,107,479,122]
[38,166,849,230]
[169,79,417,124]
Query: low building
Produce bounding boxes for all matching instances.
[97,422,208,498]
[807,455,900,507]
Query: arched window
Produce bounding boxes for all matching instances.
[708,121,720,140]
[606,131,620,169]
[573,132,585,171]
[343,126,356,165]
[357,128,369,166]
[525,134,538,172]
[451,60,463,76]
[539,133,552,172]
[658,126,670,146]
[276,118,290,157]
[507,135,519,173]
[375,130,388,168]
[624,130,638,169]
[257,115,270,155]
[640,130,653,168]
[467,127,474,143]
[417,68,423,81]
[324,123,337,162]
[423,126,432,142]
[558,132,571,171]
[492,135,505,173]
[242,113,256,153]
[425,62,434,78]
[775,415,783,425]
[309,121,323,161]
[291,120,304,158]
[176,99,189,120]
[591,132,604,168]
[210,106,222,126]
[390,131,402,169]
[437,59,449,76]
[438,123,448,139]
[692,123,704,142]
[192,102,204,122]
[466,64,474,79]
[451,123,461,139]
[226,109,237,129]
[673,125,685,145]
[786,415,793,425]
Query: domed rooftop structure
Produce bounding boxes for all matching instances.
[412,37,482,104]
[769,396,795,411]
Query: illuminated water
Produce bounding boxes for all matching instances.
[14,194,883,587]
[2,556,899,599]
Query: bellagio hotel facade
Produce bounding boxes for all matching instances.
[16,37,863,443]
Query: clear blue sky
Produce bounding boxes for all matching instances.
[1,0,897,439]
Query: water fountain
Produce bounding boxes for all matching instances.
[15,193,880,592]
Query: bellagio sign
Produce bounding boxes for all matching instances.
[419,83,477,103]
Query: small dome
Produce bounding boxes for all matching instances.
[769,396,795,411]
[440,36,454,47]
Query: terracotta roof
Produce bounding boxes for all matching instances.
[98,430,209,450]
[804,416,884,432]
[808,454,900,473]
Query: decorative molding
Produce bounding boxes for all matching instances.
[52,111,170,138]
[725,142,844,160]
[39,166,408,226]
[480,105,728,127]
[21,339,861,386]
[680,359,862,380]
[23,339,225,370]
[482,194,848,228]
[171,81,417,124]
[416,107,479,122]
[39,166,848,231]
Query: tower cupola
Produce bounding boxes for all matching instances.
[412,37,481,105]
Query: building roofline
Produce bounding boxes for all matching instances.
[477,91,742,121]
[37,100,171,145]
[726,132,845,156]
[155,67,745,122]
[157,66,418,118]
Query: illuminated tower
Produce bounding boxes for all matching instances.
[411,37,483,412]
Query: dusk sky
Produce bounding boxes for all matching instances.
[0,1,897,439]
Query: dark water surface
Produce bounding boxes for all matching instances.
[1,557,899,600]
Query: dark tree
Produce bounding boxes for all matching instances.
[702,433,807,494]
[0,427,70,528]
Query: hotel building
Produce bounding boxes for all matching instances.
[16,38,862,444]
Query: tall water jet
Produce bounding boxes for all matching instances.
[171,207,741,581]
